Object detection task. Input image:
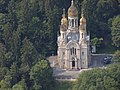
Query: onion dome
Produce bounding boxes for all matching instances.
[68,0,78,18]
[61,9,68,26]
[80,13,86,24]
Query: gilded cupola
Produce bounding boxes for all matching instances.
[79,11,86,30]
[61,9,68,27]
[80,12,86,24]
[68,0,78,18]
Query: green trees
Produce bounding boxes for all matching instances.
[96,0,118,22]
[107,64,120,89]
[82,0,120,52]
[0,74,12,89]
[111,15,120,47]
[73,66,120,90]
[91,38,103,52]
[12,79,27,90]
[73,49,120,90]
[30,60,53,90]
[0,0,55,89]
[114,50,120,63]
[73,69,105,90]
[0,43,6,67]
[20,38,39,73]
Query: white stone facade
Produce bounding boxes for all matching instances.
[57,0,91,70]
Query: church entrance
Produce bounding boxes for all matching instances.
[72,57,75,69]
[72,61,75,68]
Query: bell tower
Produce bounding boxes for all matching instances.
[79,11,90,69]
[60,9,67,40]
[79,11,87,43]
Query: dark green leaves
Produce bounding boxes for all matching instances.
[111,15,120,47]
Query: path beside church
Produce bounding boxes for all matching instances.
[48,54,113,81]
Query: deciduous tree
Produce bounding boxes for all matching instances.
[111,15,120,47]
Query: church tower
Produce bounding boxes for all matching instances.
[68,0,78,31]
[57,0,91,70]
[79,11,90,68]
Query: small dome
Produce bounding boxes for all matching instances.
[68,0,78,18]
[61,9,68,26]
[80,13,86,23]
[61,17,67,25]
[80,17,86,23]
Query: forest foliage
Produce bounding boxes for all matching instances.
[0,0,120,90]
[73,63,120,90]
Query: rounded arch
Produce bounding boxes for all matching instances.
[66,40,80,49]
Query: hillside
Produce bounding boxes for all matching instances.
[0,0,120,90]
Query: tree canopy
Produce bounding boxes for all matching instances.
[73,65,120,90]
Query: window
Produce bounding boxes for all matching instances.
[75,48,76,55]
[63,52,65,55]
[82,52,84,56]
[75,19,77,27]
[72,19,74,27]
[82,33,83,38]
[70,47,76,55]
[68,19,70,26]
[70,48,72,55]
[72,47,74,54]
[63,33,64,38]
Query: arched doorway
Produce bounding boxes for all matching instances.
[72,61,75,68]
[72,57,75,68]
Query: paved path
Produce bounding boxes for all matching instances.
[48,54,113,81]
[53,67,93,80]
[90,54,113,68]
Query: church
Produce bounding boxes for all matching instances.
[57,0,91,70]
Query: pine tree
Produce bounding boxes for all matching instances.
[0,43,6,67]
[10,62,20,85]
[30,59,53,90]
[12,79,27,90]
[20,37,39,74]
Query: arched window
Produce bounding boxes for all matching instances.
[75,48,76,55]
[72,19,74,27]
[63,33,64,38]
[82,33,84,38]
[70,48,72,55]
[72,47,74,54]
[75,19,77,27]
[70,47,76,55]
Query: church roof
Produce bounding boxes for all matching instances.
[68,0,78,18]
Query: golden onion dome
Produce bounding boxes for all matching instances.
[68,0,78,18]
[80,13,86,24]
[61,9,68,26]
[61,18,68,25]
